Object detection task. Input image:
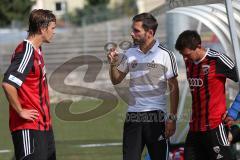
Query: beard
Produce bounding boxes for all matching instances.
[132,37,146,45]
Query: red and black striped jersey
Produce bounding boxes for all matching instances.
[3,40,52,132]
[185,48,238,132]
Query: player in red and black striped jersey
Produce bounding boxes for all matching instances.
[175,30,238,160]
[3,39,52,132]
[184,48,238,132]
[2,9,56,160]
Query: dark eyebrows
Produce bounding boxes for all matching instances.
[132,27,140,32]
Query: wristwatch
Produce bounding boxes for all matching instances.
[167,114,177,121]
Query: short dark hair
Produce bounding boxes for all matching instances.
[175,30,201,51]
[132,13,158,35]
[28,9,56,36]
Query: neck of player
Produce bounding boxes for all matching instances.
[27,34,43,50]
[140,38,155,54]
[197,47,207,61]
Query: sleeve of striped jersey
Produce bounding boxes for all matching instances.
[117,54,129,73]
[3,45,34,88]
[216,54,239,82]
[164,51,178,79]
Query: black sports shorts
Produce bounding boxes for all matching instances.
[184,123,232,160]
[123,110,169,160]
[12,129,56,160]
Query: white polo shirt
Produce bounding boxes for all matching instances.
[117,40,178,113]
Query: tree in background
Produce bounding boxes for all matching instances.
[87,0,110,6]
[69,0,138,26]
[0,0,34,27]
[123,0,138,16]
[69,0,109,26]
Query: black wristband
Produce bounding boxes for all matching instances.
[167,114,177,121]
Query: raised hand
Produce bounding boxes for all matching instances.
[107,48,119,65]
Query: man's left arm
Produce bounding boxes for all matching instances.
[216,54,240,124]
[216,53,239,82]
[165,76,179,138]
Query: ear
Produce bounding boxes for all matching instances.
[196,44,201,49]
[39,27,47,34]
[148,29,154,36]
[39,28,44,34]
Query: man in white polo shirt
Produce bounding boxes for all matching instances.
[108,13,179,160]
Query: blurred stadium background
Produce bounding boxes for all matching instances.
[0,0,240,159]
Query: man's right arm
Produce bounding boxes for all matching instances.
[2,82,23,114]
[107,49,127,85]
[2,82,39,121]
[109,65,127,85]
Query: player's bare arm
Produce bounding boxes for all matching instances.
[165,76,179,138]
[107,48,127,85]
[2,82,39,121]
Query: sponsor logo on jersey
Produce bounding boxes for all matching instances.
[188,78,203,87]
[147,60,157,68]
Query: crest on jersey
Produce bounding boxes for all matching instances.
[131,60,138,68]
[202,65,210,75]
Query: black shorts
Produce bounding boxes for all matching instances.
[184,123,232,160]
[123,110,169,160]
[12,129,56,160]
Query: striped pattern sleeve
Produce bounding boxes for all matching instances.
[3,41,34,88]
[159,45,178,79]
[208,49,238,82]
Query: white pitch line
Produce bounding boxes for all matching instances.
[76,142,122,148]
[0,150,11,154]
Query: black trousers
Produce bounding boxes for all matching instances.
[184,123,232,160]
[12,129,56,160]
[123,110,169,160]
